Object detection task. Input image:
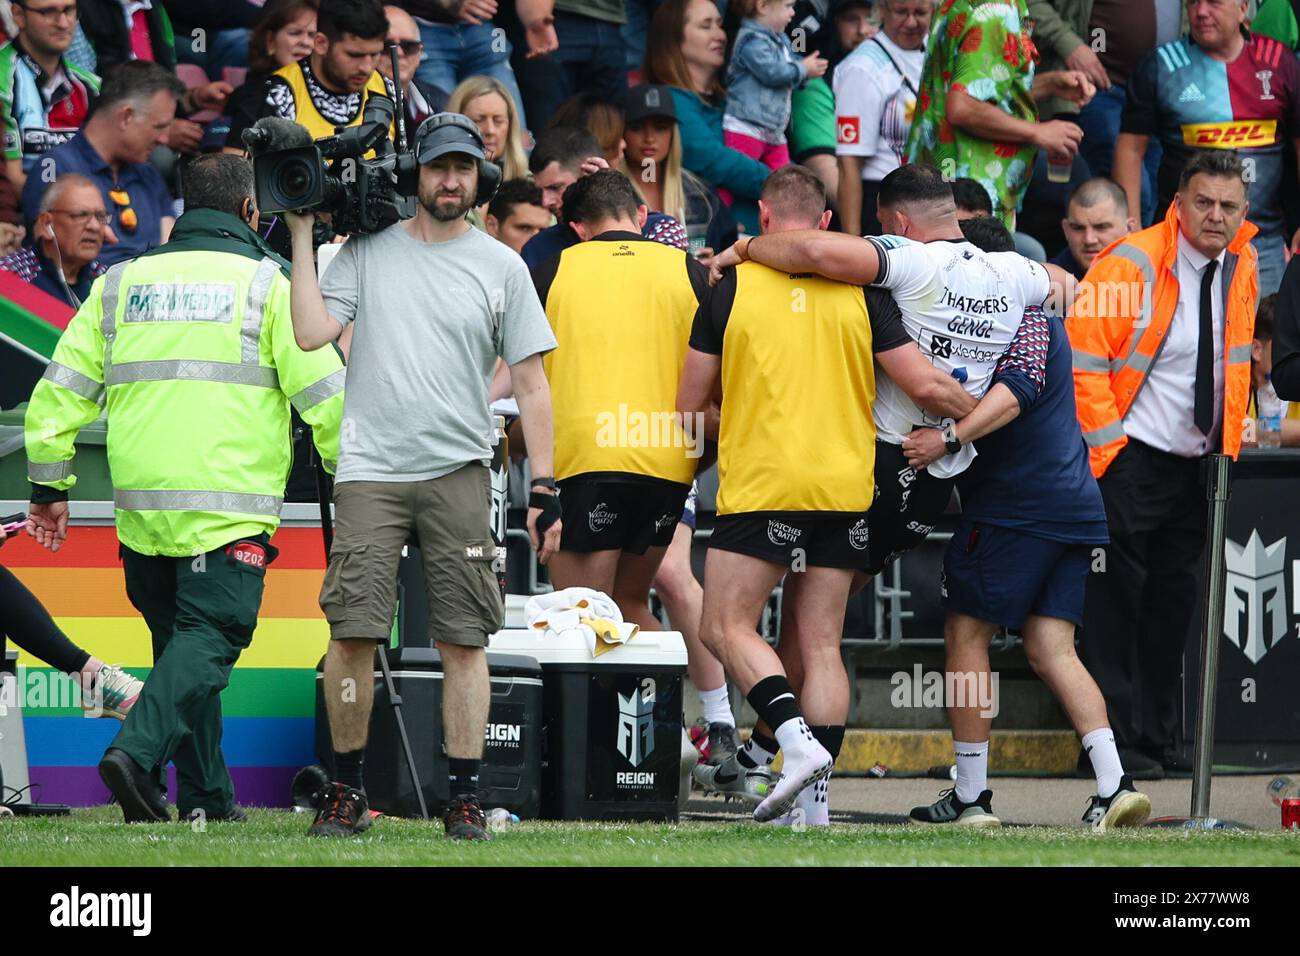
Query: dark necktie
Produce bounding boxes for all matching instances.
[1194,259,1217,437]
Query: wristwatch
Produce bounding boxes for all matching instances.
[942,421,962,455]
[530,476,558,491]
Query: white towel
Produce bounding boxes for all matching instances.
[525,587,639,656]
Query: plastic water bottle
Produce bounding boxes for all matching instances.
[1266,776,1298,807]
[486,807,519,829]
[1257,376,1284,448]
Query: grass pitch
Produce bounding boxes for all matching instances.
[3,805,1299,866]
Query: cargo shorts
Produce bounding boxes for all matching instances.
[319,463,504,647]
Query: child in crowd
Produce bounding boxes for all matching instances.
[721,0,827,203]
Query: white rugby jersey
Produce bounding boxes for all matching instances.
[865,234,1050,478]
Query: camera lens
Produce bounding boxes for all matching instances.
[275,158,313,203]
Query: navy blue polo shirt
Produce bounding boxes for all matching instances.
[20,131,173,266]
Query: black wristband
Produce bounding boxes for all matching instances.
[530,476,557,490]
[530,491,562,533]
[31,483,69,504]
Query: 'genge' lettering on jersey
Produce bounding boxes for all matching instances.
[946,316,996,338]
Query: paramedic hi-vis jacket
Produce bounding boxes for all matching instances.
[1065,200,1259,478]
[24,207,345,557]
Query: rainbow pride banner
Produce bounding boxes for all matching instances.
[5,523,330,808]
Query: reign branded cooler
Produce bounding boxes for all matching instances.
[489,629,687,821]
[314,647,543,818]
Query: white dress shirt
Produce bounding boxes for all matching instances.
[1123,232,1225,457]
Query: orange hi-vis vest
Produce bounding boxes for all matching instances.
[1065,202,1259,478]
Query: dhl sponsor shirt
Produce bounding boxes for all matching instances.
[1122,31,1300,241]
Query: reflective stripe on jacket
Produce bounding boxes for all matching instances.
[25,208,345,556]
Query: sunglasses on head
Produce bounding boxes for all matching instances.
[108,188,137,232]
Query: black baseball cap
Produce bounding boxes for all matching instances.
[623,85,676,124]
[414,112,488,165]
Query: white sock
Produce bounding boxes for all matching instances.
[773,716,819,762]
[738,734,776,768]
[1082,727,1124,798]
[953,739,989,804]
[794,774,831,826]
[698,685,734,727]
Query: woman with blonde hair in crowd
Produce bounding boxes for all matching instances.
[447,75,530,181]
[621,84,736,264]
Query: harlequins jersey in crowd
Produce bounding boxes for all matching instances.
[0,38,99,171]
[1122,30,1300,242]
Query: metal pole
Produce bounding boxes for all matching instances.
[1191,453,1232,819]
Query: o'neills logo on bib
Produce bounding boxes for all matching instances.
[230,541,266,568]
[848,519,869,551]
[588,502,617,533]
[767,520,803,547]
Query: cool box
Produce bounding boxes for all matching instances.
[488,629,687,822]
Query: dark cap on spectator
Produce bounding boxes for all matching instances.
[623,85,676,125]
[414,112,489,165]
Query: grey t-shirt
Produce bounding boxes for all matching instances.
[322,223,557,483]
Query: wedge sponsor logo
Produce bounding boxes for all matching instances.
[766,519,803,546]
[929,334,998,364]
[50,886,152,936]
[836,115,860,144]
[906,520,934,535]
[616,771,656,788]
[848,518,869,550]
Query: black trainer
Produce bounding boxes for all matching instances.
[443,792,491,841]
[909,788,1001,827]
[1082,774,1152,831]
[307,783,372,837]
[98,748,170,822]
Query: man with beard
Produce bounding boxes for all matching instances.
[287,112,563,841]
[263,0,396,141]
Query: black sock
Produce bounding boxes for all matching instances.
[746,675,802,736]
[809,725,845,762]
[448,758,480,798]
[334,748,365,790]
[736,729,779,768]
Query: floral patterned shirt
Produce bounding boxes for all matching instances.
[905,0,1039,227]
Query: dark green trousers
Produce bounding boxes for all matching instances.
[113,535,275,816]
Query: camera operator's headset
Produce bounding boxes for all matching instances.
[413,113,502,207]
